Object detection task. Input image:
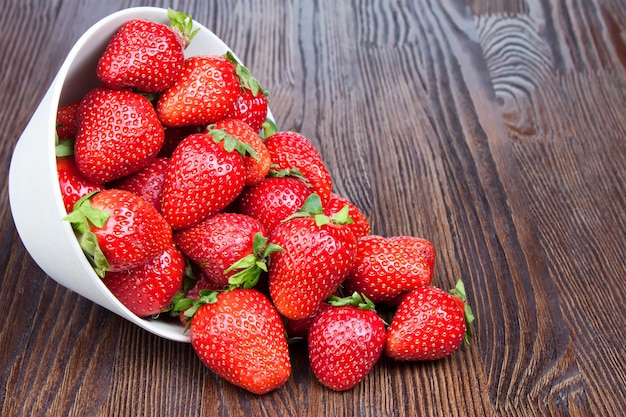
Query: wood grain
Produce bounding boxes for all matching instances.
[1,0,624,416]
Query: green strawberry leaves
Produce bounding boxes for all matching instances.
[449,280,475,344]
[328,291,376,311]
[206,125,258,160]
[63,192,110,277]
[285,193,354,227]
[225,51,269,98]
[226,232,283,290]
[167,8,199,47]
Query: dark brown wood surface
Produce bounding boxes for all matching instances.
[1,0,625,416]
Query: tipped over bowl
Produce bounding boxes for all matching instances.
[8,7,259,342]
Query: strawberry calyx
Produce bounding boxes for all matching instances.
[206,125,258,160]
[224,51,269,98]
[55,139,74,157]
[285,193,354,227]
[268,167,311,186]
[327,291,376,311]
[62,192,110,277]
[225,232,283,290]
[167,8,199,48]
[449,280,475,344]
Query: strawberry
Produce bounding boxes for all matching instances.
[189,288,291,394]
[268,194,357,320]
[307,293,386,391]
[384,281,474,361]
[235,174,313,235]
[324,193,370,239]
[74,87,164,184]
[157,55,240,127]
[229,88,269,133]
[343,235,434,304]
[110,157,169,212]
[224,51,269,133]
[264,131,333,206]
[160,132,246,229]
[96,9,197,93]
[56,154,104,213]
[102,244,185,316]
[64,189,172,276]
[159,125,203,157]
[173,212,274,288]
[208,119,271,185]
[56,101,81,140]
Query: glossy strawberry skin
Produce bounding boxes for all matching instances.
[211,118,271,186]
[157,55,240,127]
[343,235,434,304]
[235,177,312,235]
[102,244,185,317]
[268,217,357,320]
[110,157,169,212]
[173,213,266,287]
[56,101,80,140]
[189,289,291,395]
[56,156,104,213]
[264,131,333,206]
[89,189,173,272]
[96,19,185,93]
[74,87,164,184]
[385,286,467,361]
[323,193,370,239]
[308,305,386,391]
[160,133,246,230]
[229,88,268,133]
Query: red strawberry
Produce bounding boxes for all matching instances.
[74,87,165,184]
[208,119,271,186]
[56,101,80,140]
[56,155,104,213]
[224,51,269,133]
[189,288,291,394]
[308,294,386,391]
[102,244,185,316]
[64,189,172,276]
[173,212,271,288]
[235,174,313,235]
[159,125,203,157]
[96,10,197,93]
[268,194,357,320]
[323,193,370,239]
[264,131,333,206]
[160,132,246,229]
[387,235,435,272]
[184,262,225,299]
[110,157,169,212]
[384,281,474,361]
[343,235,434,304]
[157,55,240,127]
[229,88,269,133]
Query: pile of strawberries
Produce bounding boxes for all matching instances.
[56,9,474,395]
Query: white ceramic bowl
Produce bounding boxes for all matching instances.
[8,7,258,342]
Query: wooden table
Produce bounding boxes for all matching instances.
[1,0,625,416]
